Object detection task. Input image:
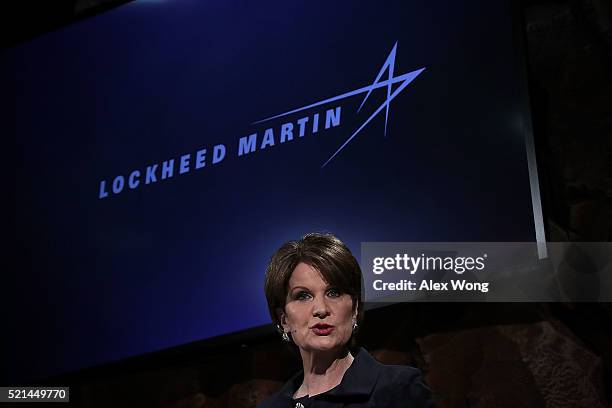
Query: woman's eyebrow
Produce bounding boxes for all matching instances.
[290,285,335,292]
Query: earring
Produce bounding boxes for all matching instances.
[352,322,358,332]
[277,324,291,342]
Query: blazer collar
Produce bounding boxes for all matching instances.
[277,347,381,400]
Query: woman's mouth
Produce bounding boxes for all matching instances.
[311,324,334,336]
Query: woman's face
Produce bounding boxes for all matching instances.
[280,262,357,353]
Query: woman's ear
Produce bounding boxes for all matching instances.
[277,308,289,331]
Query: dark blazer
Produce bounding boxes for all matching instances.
[257,347,433,407]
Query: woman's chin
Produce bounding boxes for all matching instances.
[302,338,344,352]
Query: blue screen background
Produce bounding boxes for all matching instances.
[4,0,537,382]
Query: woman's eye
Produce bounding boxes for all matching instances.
[295,291,311,300]
[327,288,341,297]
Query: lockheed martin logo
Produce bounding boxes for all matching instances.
[253,41,425,167]
[98,42,425,199]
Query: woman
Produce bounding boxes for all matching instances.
[258,233,433,407]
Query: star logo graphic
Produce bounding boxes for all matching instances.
[253,42,426,167]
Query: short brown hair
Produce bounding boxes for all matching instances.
[264,233,364,337]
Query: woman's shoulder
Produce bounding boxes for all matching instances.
[352,350,432,407]
[376,359,424,385]
[352,348,426,386]
[371,359,433,407]
[255,370,303,408]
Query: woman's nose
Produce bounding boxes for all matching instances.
[312,297,330,318]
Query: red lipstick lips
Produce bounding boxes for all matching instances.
[311,323,334,336]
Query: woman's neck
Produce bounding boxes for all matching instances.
[295,348,354,398]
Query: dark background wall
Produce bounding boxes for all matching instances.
[5,0,612,407]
